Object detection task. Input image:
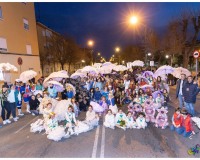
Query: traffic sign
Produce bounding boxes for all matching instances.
[193,51,199,58]
[17,57,23,65]
[150,61,154,66]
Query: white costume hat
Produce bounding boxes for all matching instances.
[15,79,22,82]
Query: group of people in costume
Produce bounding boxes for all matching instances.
[0,67,199,141]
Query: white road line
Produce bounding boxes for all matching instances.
[100,125,105,158]
[14,117,38,134]
[91,126,100,158]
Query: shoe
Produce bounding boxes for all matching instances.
[32,113,35,116]
[64,132,70,138]
[16,117,19,120]
[13,118,18,122]
[0,125,2,128]
[18,112,24,116]
[27,110,31,113]
[3,121,7,125]
[6,119,11,124]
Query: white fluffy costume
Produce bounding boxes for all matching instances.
[104,113,115,129]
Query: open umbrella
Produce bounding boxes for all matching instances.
[81,66,98,74]
[0,63,18,72]
[47,80,64,92]
[172,67,191,78]
[114,65,128,72]
[43,71,69,85]
[70,72,87,79]
[152,90,164,100]
[19,70,37,83]
[102,62,113,67]
[132,60,144,67]
[93,63,102,68]
[142,71,154,77]
[140,84,154,91]
[65,83,76,95]
[154,65,174,77]
[136,76,149,84]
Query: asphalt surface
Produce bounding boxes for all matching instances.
[0,87,200,158]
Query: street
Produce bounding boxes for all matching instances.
[0,87,199,158]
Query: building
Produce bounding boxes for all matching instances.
[0,2,41,83]
[36,22,92,77]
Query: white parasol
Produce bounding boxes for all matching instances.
[132,60,144,67]
[172,67,191,78]
[19,70,37,83]
[47,80,64,92]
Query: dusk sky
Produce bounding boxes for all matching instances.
[35,2,200,59]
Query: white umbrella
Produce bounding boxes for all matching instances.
[132,60,144,67]
[172,67,191,78]
[44,71,69,85]
[82,66,98,74]
[70,72,87,79]
[93,63,102,68]
[47,80,64,92]
[0,63,18,72]
[154,65,174,77]
[102,62,113,67]
[19,70,37,83]
[114,65,128,71]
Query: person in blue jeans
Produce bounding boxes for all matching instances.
[182,76,199,116]
[176,109,195,138]
[175,74,187,108]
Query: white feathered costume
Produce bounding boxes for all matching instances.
[104,114,115,129]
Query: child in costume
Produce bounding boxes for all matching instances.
[107,93,118,115]
[104,109,115,129]
[143,98,156,123]
[43,102,53,122]
[125,111,137,129]
[178,109,195,138]
[22,82,32,113]
[85,105,99,128]
[136,112,147,129]
[65,105,77,136]
[154,93,163,109]
[139,93,146,106]
[170,107,183,133]
[99,96,108,114]
[15,79,24,116]
[94,87,102,103]
[115,109,126,130]
[47,83,58,99]
[71,97,79,117]
[155,107,168,129]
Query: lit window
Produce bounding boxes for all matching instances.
[0,37,7,52]
[23,18,29,30]
[0,6,2,19]
[26,44,32,54]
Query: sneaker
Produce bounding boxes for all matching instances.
[13,118,18,122]
[26,110,31,113]
[18,113,24,116]
[32,113,35,116]
[16,117,19,120]
[3,121,7,125]
[6,119,11,124]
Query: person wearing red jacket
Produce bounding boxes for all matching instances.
[178,109,195,137]
[170,108,183,133]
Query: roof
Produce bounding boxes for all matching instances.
[36,22,60,36]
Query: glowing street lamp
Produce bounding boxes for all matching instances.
[98,52,101,56]
[130,16,138,25]
[88,40,94,47]
[115,47,120,52]
[148,53,152,56]
[166,55,169,59]
[81,60,85,63]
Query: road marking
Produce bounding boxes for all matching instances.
[91,126,100,158]
[14,117,38,134]
[100,125,105,158]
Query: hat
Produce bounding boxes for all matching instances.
[2,82,9,88]
[15,79,21,82]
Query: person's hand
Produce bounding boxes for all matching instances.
[193,81,197,84]
[192,131,195,135]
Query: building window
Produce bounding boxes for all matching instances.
[0,37,8,52]
[26,44,32,54]
[23,18,29,30]
[0,6,2,19]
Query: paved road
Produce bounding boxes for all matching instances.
[0,87,199,158]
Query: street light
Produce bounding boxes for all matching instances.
[98,52,101,56]
[115,47,121,64]
[165,55,169,59]
[115,47,120,52]
[81,60,85,63]
[130,16,138,25]
[148,53,152,56]
[87,40,94,65]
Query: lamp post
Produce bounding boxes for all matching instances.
[115,47,120,64]
[87,40,94,65]
[81,60,85,67]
